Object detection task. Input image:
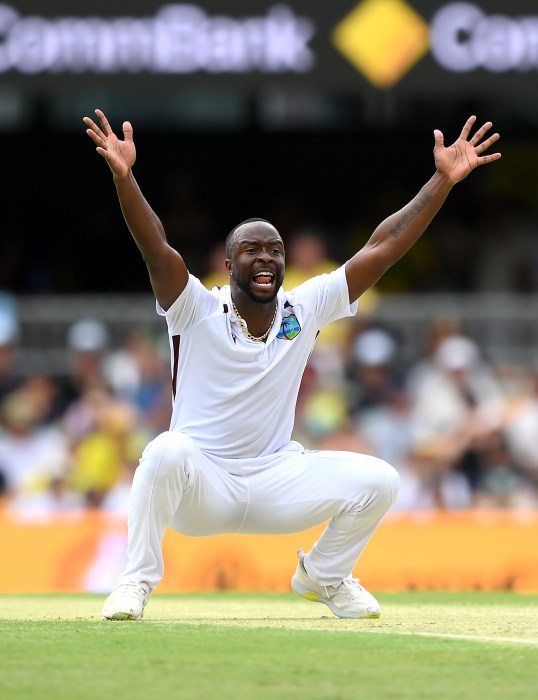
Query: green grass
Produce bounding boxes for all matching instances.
[1,592,537,700]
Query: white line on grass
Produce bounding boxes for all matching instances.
[368,629,538,646]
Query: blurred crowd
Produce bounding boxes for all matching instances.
[1,231,538,523]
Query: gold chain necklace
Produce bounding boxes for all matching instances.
[232,300,278,342]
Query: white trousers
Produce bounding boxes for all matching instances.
[119,431,400,590]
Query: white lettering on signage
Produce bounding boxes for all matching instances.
[431,2,538,72]
[0,3,315,74]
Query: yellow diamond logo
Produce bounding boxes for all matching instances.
[333,0,429,88]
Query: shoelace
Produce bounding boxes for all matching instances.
[325,577,364,599]
[115,582,149,604]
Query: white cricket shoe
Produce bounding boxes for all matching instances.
[291,549,381,619]
[101,581,152,621]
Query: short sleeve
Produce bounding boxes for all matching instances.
[156,274,219,335]
[287,264,357,329]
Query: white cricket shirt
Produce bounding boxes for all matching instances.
[157,264,357,461]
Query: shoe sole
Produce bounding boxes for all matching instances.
[102,611,142,621]
[292,576,381,620]
[323,599,381,619]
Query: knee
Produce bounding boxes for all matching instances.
[378,459,400,508]
[136,431,197,486]
[357,455,400,510]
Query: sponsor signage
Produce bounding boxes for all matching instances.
[431,2,538,73]
[0,1,536,94]
[0,3,315,75]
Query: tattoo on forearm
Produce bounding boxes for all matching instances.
[388,191,433,238]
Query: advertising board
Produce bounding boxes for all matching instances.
[0,1,536,96]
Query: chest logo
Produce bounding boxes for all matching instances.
[277,313,301,340]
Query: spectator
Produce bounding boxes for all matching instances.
[0,386,71,498]
[69,399,146,507]
[394,439,473,511]
[102,331,171,432]
[407,334,503,448]
[202,242,228,290]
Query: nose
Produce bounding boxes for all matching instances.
[257,248,273,262]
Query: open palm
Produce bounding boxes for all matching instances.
[434,115,501,185]
[83,108,136,178]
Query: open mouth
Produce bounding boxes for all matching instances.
[252,270,275,288]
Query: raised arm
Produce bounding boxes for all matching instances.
[345,116,501,302]
[83,109,188,310]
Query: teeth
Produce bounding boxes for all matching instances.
[254,271,274,278]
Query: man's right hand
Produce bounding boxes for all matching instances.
[83,108,136,178]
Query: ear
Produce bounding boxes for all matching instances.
[225,258,232,275]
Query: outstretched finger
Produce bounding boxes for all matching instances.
[476,132,500,154]
[95,146,113,162]
[95,108,112,136]
[433,129,445,150]
[85,127,106,149]
[83,116,102,135]
[477,152,502,166]
[470,121,493,146]
[122,121,134,143]
[83,116,105,139]
[459,115,477,140]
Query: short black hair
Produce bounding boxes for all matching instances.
[225,218,274,258]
